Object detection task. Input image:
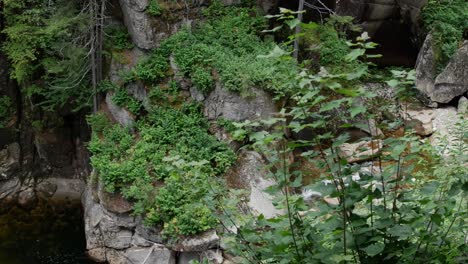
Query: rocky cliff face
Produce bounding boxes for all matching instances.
[0,36,90,211]
[416,37,468,104]
[1,1,467,263]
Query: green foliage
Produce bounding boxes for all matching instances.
[104,25,134,50]
[301,15,363,73]
[190,67,214,93]
[216,19,467,263]
[89,105,235,237]
[133,51,169,82]
[147,0,162,16]
[422,0,468,71]
[111,88,143,115]
[2,0,93,111]
[163,5,297,95]
[0,96,13,128]
[86,112,111,133]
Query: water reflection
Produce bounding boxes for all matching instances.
[0,199,95,264]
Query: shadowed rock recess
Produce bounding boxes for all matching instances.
[1,0,467,263]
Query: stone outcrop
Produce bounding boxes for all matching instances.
[416,36,468,104]
[105,91,135,128]
[402,107,435,136]
[432,41,468,103]
[119,0,156,50]
[83,183,225,264]
[339,140,383,163]
[202,84,277,122]
[225,151,283,218]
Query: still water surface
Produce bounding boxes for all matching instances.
[0,200,95,264]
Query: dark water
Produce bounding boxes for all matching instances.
[0,199,96,264]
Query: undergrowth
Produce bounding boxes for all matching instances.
[88,104,236,237]
[422,0,468,71]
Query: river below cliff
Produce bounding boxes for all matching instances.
[0,199,95,264]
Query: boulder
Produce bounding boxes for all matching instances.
[170,230,219,252]
[100,215,133,249]
[339,140,383,163]
[225,151,283,218]
[48,178,85,201]
[402,107,435,136]
[105,92,135,128]
[203,84,277,122]
[458,96,468,115]
[119,0,156,50]
[202,250,224,264]
[98,181,133,214]
[432,41,468,103]
[87,247,107,263]
[416,37,468,104]
[415,33,437,101]
[135,221,164,244]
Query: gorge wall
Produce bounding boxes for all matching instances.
[0,0,467,264]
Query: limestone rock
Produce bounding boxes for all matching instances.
[106,92,134,128]
[339,140,383,163]
[202,250,224,264]
[48,178,85,201]
[415,33,437,101]
[458,96,468,115]
[119,0,155,50]
[225,151,283,218]
[135,219,164,244]
[170,230,219,252]
[402,107,435,136]
[87,247,107,263]
[100,215,133,249]
[203,84,277,122]
[416,37,468,104]
[433,41,468,103]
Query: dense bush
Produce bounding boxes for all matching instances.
[160,4,297,95]
[88,105,235,237]
[133,50,169,82]
[215,16,468,263]
[104,25,134,50]
[422,0,468,71]
[2,0,93,111]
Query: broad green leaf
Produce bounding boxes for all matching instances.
[388,225,412,239]
[345,48,365,61]
[350,106,367,118]
[363,242,385,257]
